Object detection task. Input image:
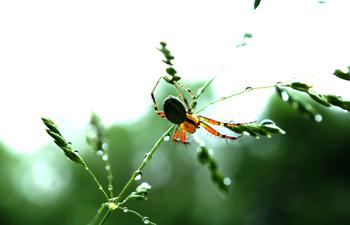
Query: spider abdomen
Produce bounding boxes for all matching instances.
[163,96,187,124]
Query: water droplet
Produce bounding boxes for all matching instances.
[123,207,128,213]
[281,91,289,101]
[97,150,103,156]
[260,119,274,126]
[142,217,150,224]
[315,114,323,122]
[242,131,250,136]
[102,155,108,161]
[144,153,150,159]
[163,136,170,141]
[223,177,232,186]
[134,170,142,181]
[102,143,109,150]
[105,165,110,170]
[245,86,253,91]
[108,185,113,191]
[99,186,103,191]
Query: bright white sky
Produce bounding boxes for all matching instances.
[1,0,349,153]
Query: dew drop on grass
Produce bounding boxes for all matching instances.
[143,217,150,224]
[281,91,289,101]
[105,165,110,170]
[102,155,108,161]
[102,143,109,150]
[315,114,323,122]
[163,135,170,141]
[123,207,128,213]
[245,86,253,91]
[223,177,232,186]
[144,153,150,159]
[242,131,250,136]
[97,150,103,156]
[260,119,274,126]
[134,170,142,181]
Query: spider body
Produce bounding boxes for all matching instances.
[163,96,187,124]
[152,78,246,144]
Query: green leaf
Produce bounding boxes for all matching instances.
[333,66,350,81]
[244,32,253,39]
[324,95,350,111]
[275,86,322,122]
[260,121,286,135]
[163,74,181,84]
[196,142,230,192]
[228,120,285,138]
[158,42,174,66]
[254,0,261,9]
[42,117,86,167]
[211,172,228,192]
[42,117,61,135]
[62,149,86,167]
[307,90,331,107]
[46,130,67,147]
[166,67,177,76]
[197,146,210,165]
[288,82,312,92]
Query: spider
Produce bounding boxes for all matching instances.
[151,77,247,144]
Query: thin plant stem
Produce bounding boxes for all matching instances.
[195,83,289,113]
[105,157,114,198]
[115,125,175,203]
[87,203,107,225]
[85,166,109,200]
[91,115,115,198]
[119,206,157,225]
[98,209,112,225]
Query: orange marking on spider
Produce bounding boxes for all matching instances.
[151,77,250,143]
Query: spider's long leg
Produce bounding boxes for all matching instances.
[174,81,192,112]
[199,121,240,140]
[198,115,250,127]
[180,128,188,143]
[172,126,189,144]
[177,82,197,112]
[151,77,166,118]
[173,126,181,141]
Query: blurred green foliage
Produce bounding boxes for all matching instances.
[1,87,350,225]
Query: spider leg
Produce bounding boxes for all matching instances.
[198,115,251,127]
[172,125,190,144]
[151,77,166,118]
[177,82,198,112]
[174,81,192,112]
[173,126,181,141]
[180,128,189,144]
[199,121,240,140]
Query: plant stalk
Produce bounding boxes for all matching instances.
[115,125,175,203]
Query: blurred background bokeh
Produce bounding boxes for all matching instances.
[1,0,350,225]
